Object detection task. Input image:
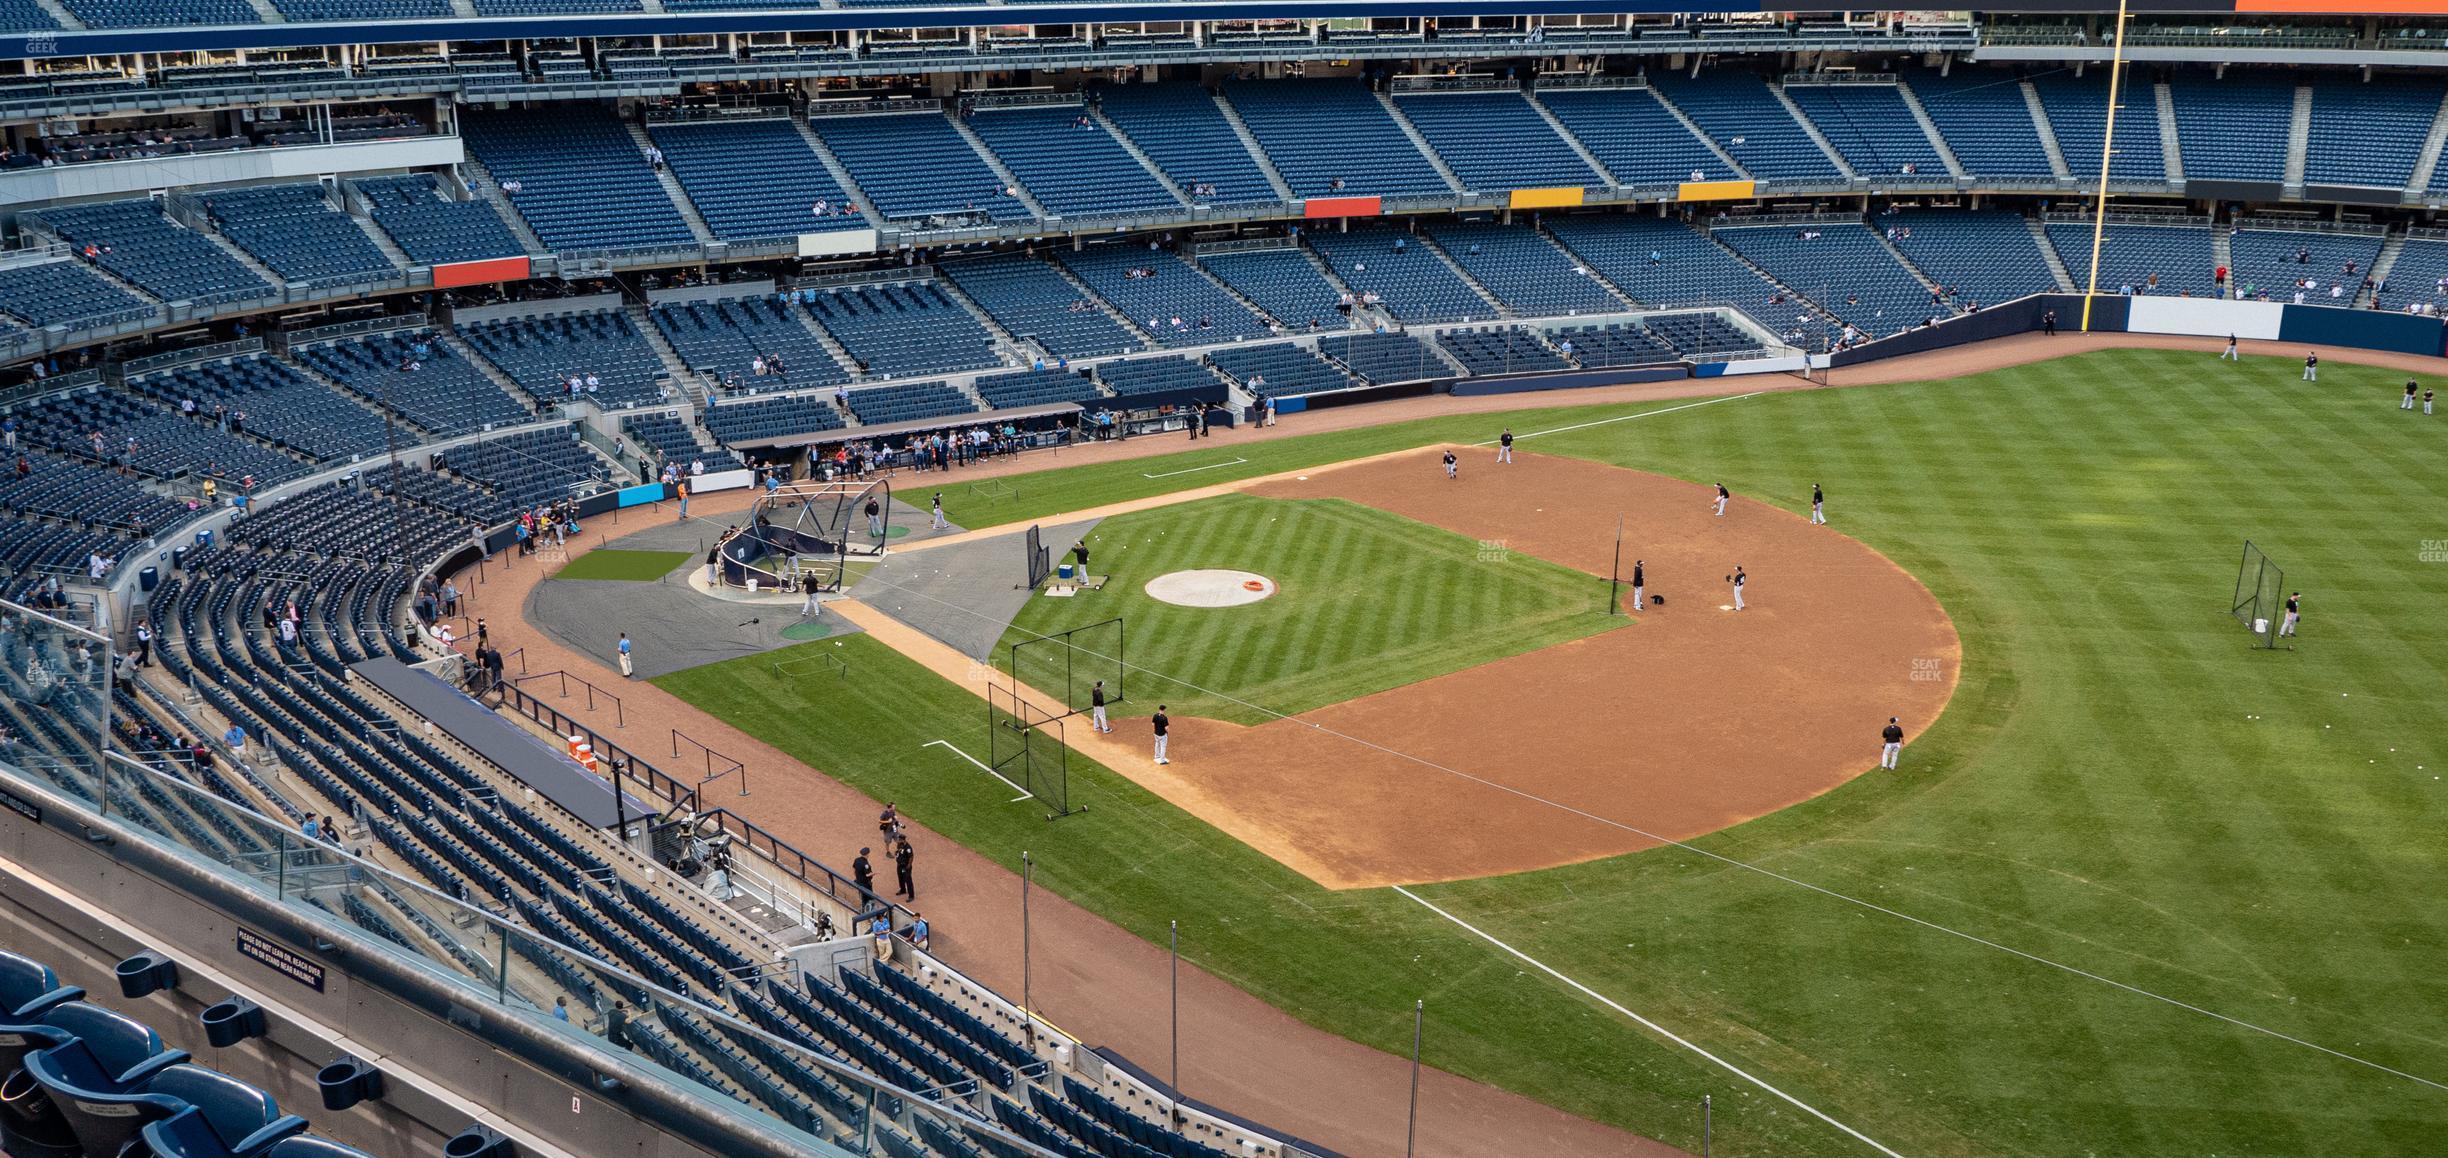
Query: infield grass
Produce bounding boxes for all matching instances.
[552,548,693,582]
[664,349,2448,1156]
[994,494,1626,725]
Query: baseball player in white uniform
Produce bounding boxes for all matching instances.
[1730,566,1746,611]
[2279,592,2301,638]
[1810,483,1826,525]
[1090,680,1111,733]
[1880,717,1904,769]
[931,492,950,530]
[1443,450,1459,479]
[1151,705,1171,764]
[1713,483,1730,518]
[1497,429,1514,464]
[1630,560,1644,615]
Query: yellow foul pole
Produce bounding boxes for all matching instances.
[2081,0,2132,332]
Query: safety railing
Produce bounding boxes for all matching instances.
[695,807,911,925]
[493,679,697,815]
[513,668,625,728]
[672,729,748,797]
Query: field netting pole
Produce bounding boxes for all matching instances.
[2080,0,2132,333]
[1608,513,1625,616]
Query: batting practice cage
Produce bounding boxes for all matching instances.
[1007,617,1127,719]
[716,478,892,593]
[988,682,1075,820]
[2230,540,2286,650]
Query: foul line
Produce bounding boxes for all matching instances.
[922,739,1034,803]
[1140,456,1250,479]
[1395,886,1903,1158]
[1469,391,1766,446]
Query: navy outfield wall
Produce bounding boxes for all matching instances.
[1831,294,2445,368]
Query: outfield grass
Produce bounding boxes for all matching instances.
[664,349,2448,1156]
[553,548,693,582]
[995,494,1624,724]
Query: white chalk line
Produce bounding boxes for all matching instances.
[922,739,1034,802]
[1394,885,1904,1158]
[1141,456,1251,479]
[1468,391,1767,447]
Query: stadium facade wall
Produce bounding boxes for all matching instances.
[1832,293,2447,366]
[2127,297,2287,340]
[0,137,463,209]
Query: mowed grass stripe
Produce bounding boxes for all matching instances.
[1003,494,1626,724]
[665,349,2448,1156]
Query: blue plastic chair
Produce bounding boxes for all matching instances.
[136,1066,311,1158]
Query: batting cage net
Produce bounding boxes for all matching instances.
[2230,540,2285,649]
[988,682,1075,819]
[1006,617,1126,719]
[1024,524,1051,590]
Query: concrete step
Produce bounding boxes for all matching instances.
[30,0,82,29]
[2409,88,2448,198]
[945,115,1051,220]
[1408,230,1509,318]
[790,116,888,228]
[2022,80,2075,182]
[457,155,552,256]
[1523,90,1616,185]
[1769,81,1858,180]
[2365,231,2407,307]
[1896,80,1967,181]
[1372,89,1466,193]
[1645,83,1751,180]
[1211,89,1297,202]
[2028,217,2077,292]
[2283,84,2312,194]
[1043,253,1159,348]
[1086,105,1191,207]
[624,121,718,247]
[2155,82,2186,182]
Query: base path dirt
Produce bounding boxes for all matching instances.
[1017,448,1959,888]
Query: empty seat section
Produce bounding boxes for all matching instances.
[1435,327,1567,375]
[292,332,533,435]
[470,0,640,14]
[2306,80,2444,189]
[1713,224,1939,336]
[440,427,612,510]
[57,0,255,26]
[2228,229,2384,300]
[0,448,185,530]
[651,296,849,389]
[138,356,392,462]
[1883,210,2062,306]
[966,105,1179,219]
[1645,312,1765,358]
[703,394,845,444]
[1535,86,1731,187]
[1208,342,1351,396]
[458,310,670,407]
[2166,74,2295,182]
[1650,73,1842,182]
[1904,68,2057,181]
[944,256,1140,358]
[809,111,1030,223]
[1426,221,1622,316]
[1059,247,1268,346]
[802,283,999,378]
[2372,238,2448,310]
[2031,74,2166,183]
[649,118,859,242]
[203,183,396,287]
[1391,90,1600,191]
[844,381,976,425]
[461,107,697,252]
[1543,216,1805,333]
[355,175,529,264]
[1092,355,1224,399]
[1315,331,1444,384]
[1309,224,1492,323]
[1091,83,1279,206]
[2042,222,2214,296]
[34,199,274,306]
[1780,82,1947,178]
[972,367,1101,408]
[1197,248,1346,330]
[1222,80,1450,198]
[0,260,155,329]
[18,389,308,485]
[1547,322,1673,367]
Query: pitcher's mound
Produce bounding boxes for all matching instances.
[1147,569,1276,607]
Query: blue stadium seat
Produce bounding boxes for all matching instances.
[1092,355,1225,400]
[1781,81,1947,179]
[943,256,1141,358]
[1222,80,1451,199]
[1307,224,1494,324]
[1650,72,1843,183]
[843,381,977,425]
[1883,209,2063,307]
[703,394,846,444]
[808,110,1030,224]
[1436,326,1568,375]
[203,184,396,288]
[1714,223,1941,337]
[57,0,255,27]
[1425,221,1622,316]
[1209,342,1352,398]
[1543,216,1813,337]
[1905,68,2058,181]
[34,199,274,307]
[2306,79,2444,190]
[458,310,670,408]
[967,104,1179,219]
[2167,74,2295,182]
[355,175,528,265]
[652,296,849,390]
[2031,73,2167,183]
[134,1065,310,1158]
[2042,221,2215,296]
[1315,332,1445,384]
[649,117,861,242]
[1535,86,1732,187]
[292,332,533,436]
[1196,248,1346,331]
[802,282,1000,378]
[972,367,1102,409]
[1391,89,1601,192]
[1058,246,1269,347]
[0,259,156,330]
[1092,82,1280,207]
[21,1003,192,1155]
[461,107,696,252]
[2228,229,2382,302]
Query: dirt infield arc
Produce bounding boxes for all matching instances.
[869,447,1963,890]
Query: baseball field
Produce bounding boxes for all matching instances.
[657,346,2448,1155]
